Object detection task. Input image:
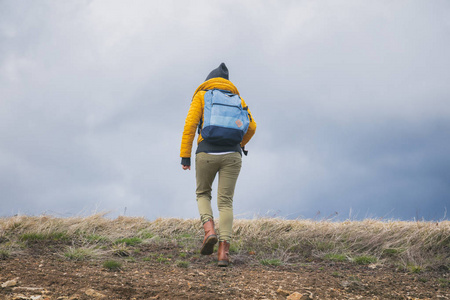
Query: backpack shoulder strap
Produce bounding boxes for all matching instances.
[197,89,211,134]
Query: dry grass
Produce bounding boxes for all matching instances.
[0,214,448,270]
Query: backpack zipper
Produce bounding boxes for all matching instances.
[212,103,241,109]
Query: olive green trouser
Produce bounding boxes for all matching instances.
[195,152,242,242]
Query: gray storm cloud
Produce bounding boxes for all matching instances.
[1,1,449,220]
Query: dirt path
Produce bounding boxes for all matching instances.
[1,243,449,299]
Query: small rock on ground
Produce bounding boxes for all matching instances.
[1,278,20,288]
[276,286,291,296]
[85,288,106,299]
[287,292,312,300]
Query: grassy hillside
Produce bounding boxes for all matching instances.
[0,214,448,272]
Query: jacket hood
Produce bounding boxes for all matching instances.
[194,77,240,96]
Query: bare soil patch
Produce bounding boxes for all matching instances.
[1,241,449,299]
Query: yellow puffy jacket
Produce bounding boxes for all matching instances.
[180,77,257,159]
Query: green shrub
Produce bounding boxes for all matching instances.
[20,233,47,241]
[0,249,10,260]
[229,243,240,254]
[156,254,169,264]
[324,253,347,262]
[382,248,404,257]
[176,233,193,239]
[64,247,96,261]
[86,234,108,243]
[408,265,422,273]
[103,260,122,271]
[353,255,377,265]
[176,260,190,268]
[331,272,342,277]
[50,232,69,241]
[315,241,335,251]
[115,237,142,246]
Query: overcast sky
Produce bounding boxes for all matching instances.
[1,1,449,221]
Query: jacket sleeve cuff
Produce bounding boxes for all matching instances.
[181,157,191,166]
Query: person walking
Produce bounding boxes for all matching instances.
[180,63,256,267]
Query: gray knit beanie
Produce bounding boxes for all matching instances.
[205,63,229,81]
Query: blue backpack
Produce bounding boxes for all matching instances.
[199,89,250,146]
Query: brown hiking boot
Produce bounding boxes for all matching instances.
[218,241,230,267]
[200,219,218,255]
